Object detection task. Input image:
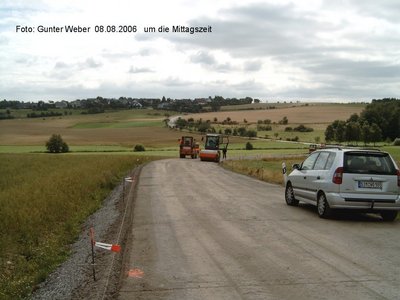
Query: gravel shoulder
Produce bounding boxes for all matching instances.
[31,166,142,300]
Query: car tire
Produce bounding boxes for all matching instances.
[285,183,299,206]
[381,211,398,222]
[317,192,331,218]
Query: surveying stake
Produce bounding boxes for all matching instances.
[89,227,96,281]
[89,227,122,281]
[123,176,134,204]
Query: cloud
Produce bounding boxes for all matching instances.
[243,60,262,72]
[128,66,153,73]
[190,51,235,72]
[54,61,69,69]
[80,57,102,69]
[190,51,217,65]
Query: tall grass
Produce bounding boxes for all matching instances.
[222,156,306,185]
[0,154,155,299]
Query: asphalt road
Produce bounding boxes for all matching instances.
[118,159,400,300]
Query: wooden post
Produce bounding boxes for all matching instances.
[89,227,96,281]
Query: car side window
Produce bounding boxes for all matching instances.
[301,152,319,170]
[324,153,336,170]
[313,152,330,170]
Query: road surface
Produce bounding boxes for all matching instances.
[118,159,400,300]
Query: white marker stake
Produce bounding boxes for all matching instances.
[282,162,287,185]
[95,242,121,252]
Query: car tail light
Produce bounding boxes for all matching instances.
[332,167,344,184]
[397,170,400,187]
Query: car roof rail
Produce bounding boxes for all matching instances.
[357,147,382,152]
[321,145,342,150]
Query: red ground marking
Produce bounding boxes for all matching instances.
[128,268,144,278]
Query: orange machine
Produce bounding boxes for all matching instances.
[199,134,229,162]
[179,136,198,159]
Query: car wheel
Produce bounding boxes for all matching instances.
[317,192,331,218]
[381,211,398,222]
[285,183,299,206]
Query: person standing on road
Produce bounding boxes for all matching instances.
[222,143,228,159]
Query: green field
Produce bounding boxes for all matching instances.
[0,154,159,299]
[72,120,163,129]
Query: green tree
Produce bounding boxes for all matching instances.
[134,144,145,152]
[335,121,346,143]
[247,129,257,138]
[347,113,359,123]
[245,141,253,150]
[197,122,211,133]
[361,124,372,145]
[345,122,361,144]
[224,128,232,135]
[46,134,69,153]
[237,127,247,136]
[370,123,383,146]
[325,124,335,142]
[361,98,400,141]
[175,117,188,129]
[279,116,288,125]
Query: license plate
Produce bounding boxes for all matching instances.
[358,181,382,189]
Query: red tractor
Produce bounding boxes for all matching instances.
[199,134,229,163]
[179,136,198,159]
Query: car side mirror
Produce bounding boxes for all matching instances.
[292,163,300,170]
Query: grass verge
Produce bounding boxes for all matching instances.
[222,156,306,185]
[0,154,158,299]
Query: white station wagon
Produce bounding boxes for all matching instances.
[285,148,400,221]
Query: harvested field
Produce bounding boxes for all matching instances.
[185,103,365,124]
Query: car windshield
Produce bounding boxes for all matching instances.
[344,152,397,175]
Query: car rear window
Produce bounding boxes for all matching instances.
[343,152,397,175]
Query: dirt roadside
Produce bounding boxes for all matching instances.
[31,165,143,300]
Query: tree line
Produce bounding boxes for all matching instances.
[173,117,258,138]
[0,95,259,114]
[325,98,400,145]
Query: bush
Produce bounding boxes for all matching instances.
[237,127,247,136]
[278,116,288,125]
[133,144,145,152]
[394,138,400,146]
[245,142,253,150]
[247,129,257,138]
[224,128,232,135]
[197,122,211,133]
[257,125,272,131]
[46,134,69,153]
[293,124,314,132]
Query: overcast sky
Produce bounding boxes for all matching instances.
[1,0,399,102]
